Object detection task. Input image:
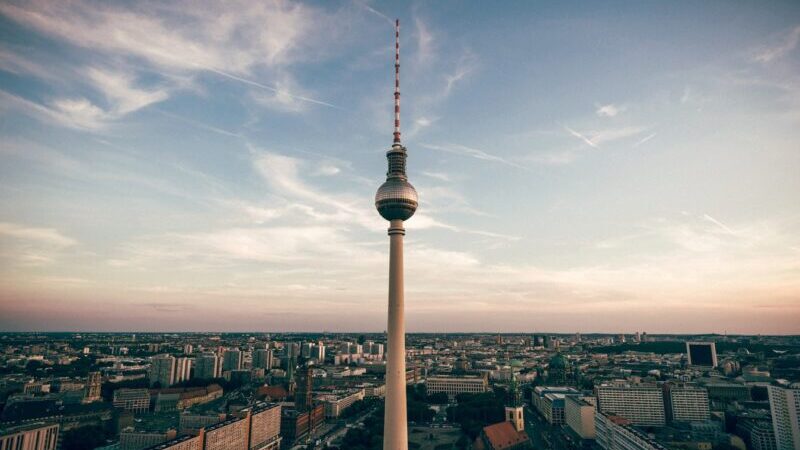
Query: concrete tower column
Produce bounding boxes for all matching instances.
[384,219,407,449]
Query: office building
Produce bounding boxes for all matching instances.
[245,402,282,450]
[768,384,800,450]
[736,416,778,450]
[426,375,488,400]
[318,389,366,419]
[664,383,709,423]
[0,422,59,450]
[150,354,176,387]
[596,382,666,426]
[686,342,718,368]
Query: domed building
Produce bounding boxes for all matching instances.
[547,353,571,385]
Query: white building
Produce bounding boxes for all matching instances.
[665,383,709,423]
[565,395,596,439]
[318,389,365,419]
[596,382,665,426]
[194,353,221,380]
[768,384,800,450]
[426,375,488,400]
[596,412,668,450]
[173,357,192,385]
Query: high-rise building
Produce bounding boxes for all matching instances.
[374,19,418,450]
[194,353,221,380]
[596,382,666,426]
[253,349,273,370]
[222,349,242,372]
[767,384,800,450]
[150,354,176,387]
[84,371,102,402]
[664,383,710,423]
[183,344,193,355]
[0,423,59,450]
[686,342,718,368]
[173,357,192,384]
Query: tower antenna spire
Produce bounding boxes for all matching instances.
[393,18,401,144]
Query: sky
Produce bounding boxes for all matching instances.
[0,1,799,334]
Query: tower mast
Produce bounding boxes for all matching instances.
[375,19,418,450]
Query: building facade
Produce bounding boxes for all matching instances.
[596,383,666,426]
[768,385,800,450]
[426,375,488,400]
[0,423,59,450]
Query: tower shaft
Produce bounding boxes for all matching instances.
[384,219,408,450]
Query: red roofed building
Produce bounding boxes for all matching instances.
[474,374,532,450]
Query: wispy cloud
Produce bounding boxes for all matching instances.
[563,125,647,148]
[563,126,598,148]
[633,132,657,148]
[421,143,529,171]
[0,223,76,247]
[753,25,800,63]
[595,103,625,117]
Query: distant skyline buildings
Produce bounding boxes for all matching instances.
[0,2,799,334]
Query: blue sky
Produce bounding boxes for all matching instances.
[0,1,799,333]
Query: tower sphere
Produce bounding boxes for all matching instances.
[375,177,417,221]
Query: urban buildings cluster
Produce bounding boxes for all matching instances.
[0,332,798,450]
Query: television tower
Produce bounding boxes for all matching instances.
[375,19,417,450]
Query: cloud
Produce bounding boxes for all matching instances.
[632,133,657,148]
[753,25,800,63]
[421,143,529,170]
[564,125,647,148]
[0,223,76,247]
[0,0,338,113]
[86,67,169,115]
[595,103,625,117]
[422,171,451,182]
[415,17,435,65]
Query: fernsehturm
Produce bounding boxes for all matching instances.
[374,19,417,450]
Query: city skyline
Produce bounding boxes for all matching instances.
[1,1,800,333]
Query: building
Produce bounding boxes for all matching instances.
[173,357,192,385]
[178,412,226,435]
[119,428,177,450]
[548,353,570,385]
[145,434,202,450]
[113,388,151,414]
[150,354,176,387]
[222,349,242,372]
[426,375,488,400]
[0,422,59,450]
[252,349,273,370]
[280,404,324,446]
[596,382,666,426]
[531,386,580,425]
[147,403,280,450]
[244,402,281,450]
[736,416,777,450]
[474,376,531,450]
[565,396,596,440]
[194,353,220,380]
[319,389,365,419]
[84,371,102,402]
[204,416,249,450]
[686,342,718,368]
[595,413,668,450]
[374,18,418,450]
[664,383,709,423]
[767,384,800,450]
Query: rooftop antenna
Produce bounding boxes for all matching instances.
[393,19,401,144]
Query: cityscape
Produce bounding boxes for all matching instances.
[1,1,800,450]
